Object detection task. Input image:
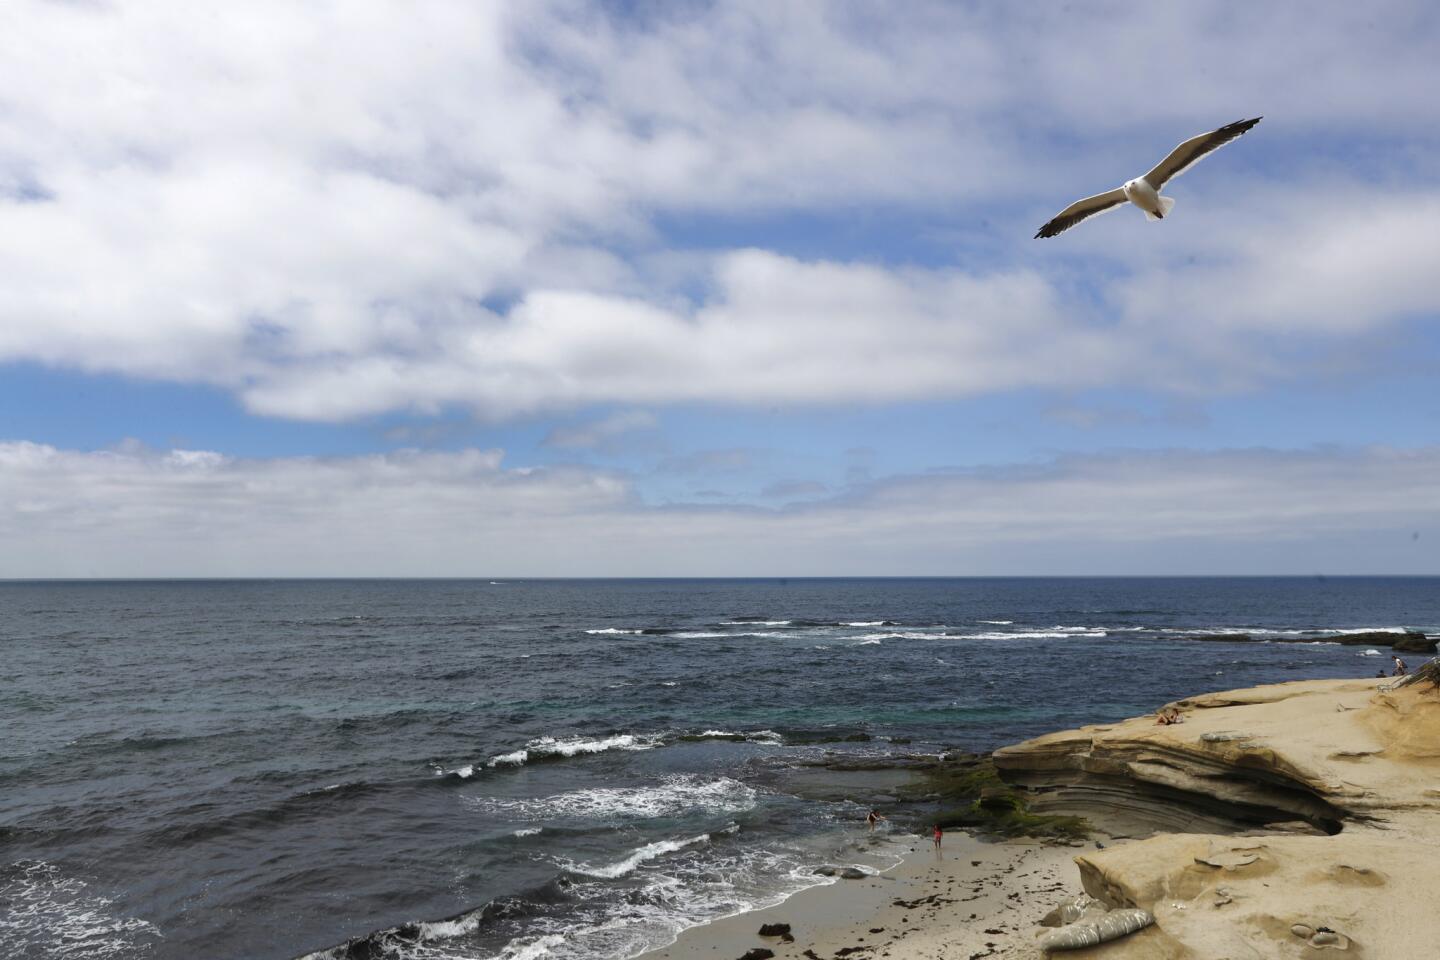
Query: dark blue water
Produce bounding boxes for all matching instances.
[2,578,1435,959]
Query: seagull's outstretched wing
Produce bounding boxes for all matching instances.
[1034,188,1127,239]
[1143,117,1261,190]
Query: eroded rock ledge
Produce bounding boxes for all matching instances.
[995,677,1440,957]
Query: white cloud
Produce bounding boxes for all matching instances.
[3,441,1435,577]
[0,2,1436,421]
[1113,190,1440,335]
[238,250,1152,419]
[543,409,659,450]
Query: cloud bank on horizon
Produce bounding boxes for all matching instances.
[3,440,1435,578]
[1,1,1437,575]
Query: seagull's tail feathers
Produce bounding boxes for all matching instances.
[1145,196,1176,221]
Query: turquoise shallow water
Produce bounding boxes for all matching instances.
[2,577,1434,959]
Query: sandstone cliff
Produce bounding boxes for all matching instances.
[994,677,1440,957]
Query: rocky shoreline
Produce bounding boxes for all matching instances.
[1174,629,1435,653]
[650,669,1440,959]
[989,671,1440,956]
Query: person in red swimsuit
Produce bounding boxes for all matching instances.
[932,823,943,851]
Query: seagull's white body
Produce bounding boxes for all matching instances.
[1035,117,1261,239]
[1121,177,1164,218]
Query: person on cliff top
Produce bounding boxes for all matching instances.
[1392,656,1409,676]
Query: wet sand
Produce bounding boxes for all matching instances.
[640,831,1088,960]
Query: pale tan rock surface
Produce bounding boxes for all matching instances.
[641,678,1440,960]
[994,676,1440,958]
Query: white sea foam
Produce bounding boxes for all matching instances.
[512,827,543,837]
[851,639,881,646]
[463,775,758,822]
[0,860,161,959]
[852,631,949,641]
[584,628,644,635]
[562,832,714,879]
[845,621,887,626]
[718,631,794,640]
[953,630,1107,640]
[1171,626,1411,636]
[485,733,660,768]
[721,620,792,626]
[490,934,567,960]
[689,728,782,744]
[468,842,838,960]
[415,910,487,941]
[487,750,530,767]
[1361,649,1383,656]
[386,831,909,960]
[978,619,1014,624]
[856,628,1106,641]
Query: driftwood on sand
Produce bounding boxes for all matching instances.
[1037,907,1154,951]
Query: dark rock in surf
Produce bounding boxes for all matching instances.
[1173,629,1431,651]
[1310,629,1425,647]
[1388,633,1436,653]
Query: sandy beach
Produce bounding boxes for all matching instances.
[641,831,1088,960]
[642,671,1440,960]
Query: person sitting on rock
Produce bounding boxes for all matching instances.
[1155,707,1183,725]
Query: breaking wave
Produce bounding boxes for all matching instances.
[558,830,718,879]
[0,860,162,959]
[485,734,661,768]
[461,776,758,822]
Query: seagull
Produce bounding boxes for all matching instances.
[1034,117,1262,239]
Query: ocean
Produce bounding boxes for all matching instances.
[2,577,1436,959]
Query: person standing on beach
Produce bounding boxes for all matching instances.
[932,823,943,852]
[1393,655,1409,676]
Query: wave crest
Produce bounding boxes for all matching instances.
[463,775,758,822]
[486,734,660,768]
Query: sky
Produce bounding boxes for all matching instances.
[1,0,1438,577]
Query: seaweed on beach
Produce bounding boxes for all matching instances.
[900,756,1089,840]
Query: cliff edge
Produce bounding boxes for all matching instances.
[994,677,1440,957]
